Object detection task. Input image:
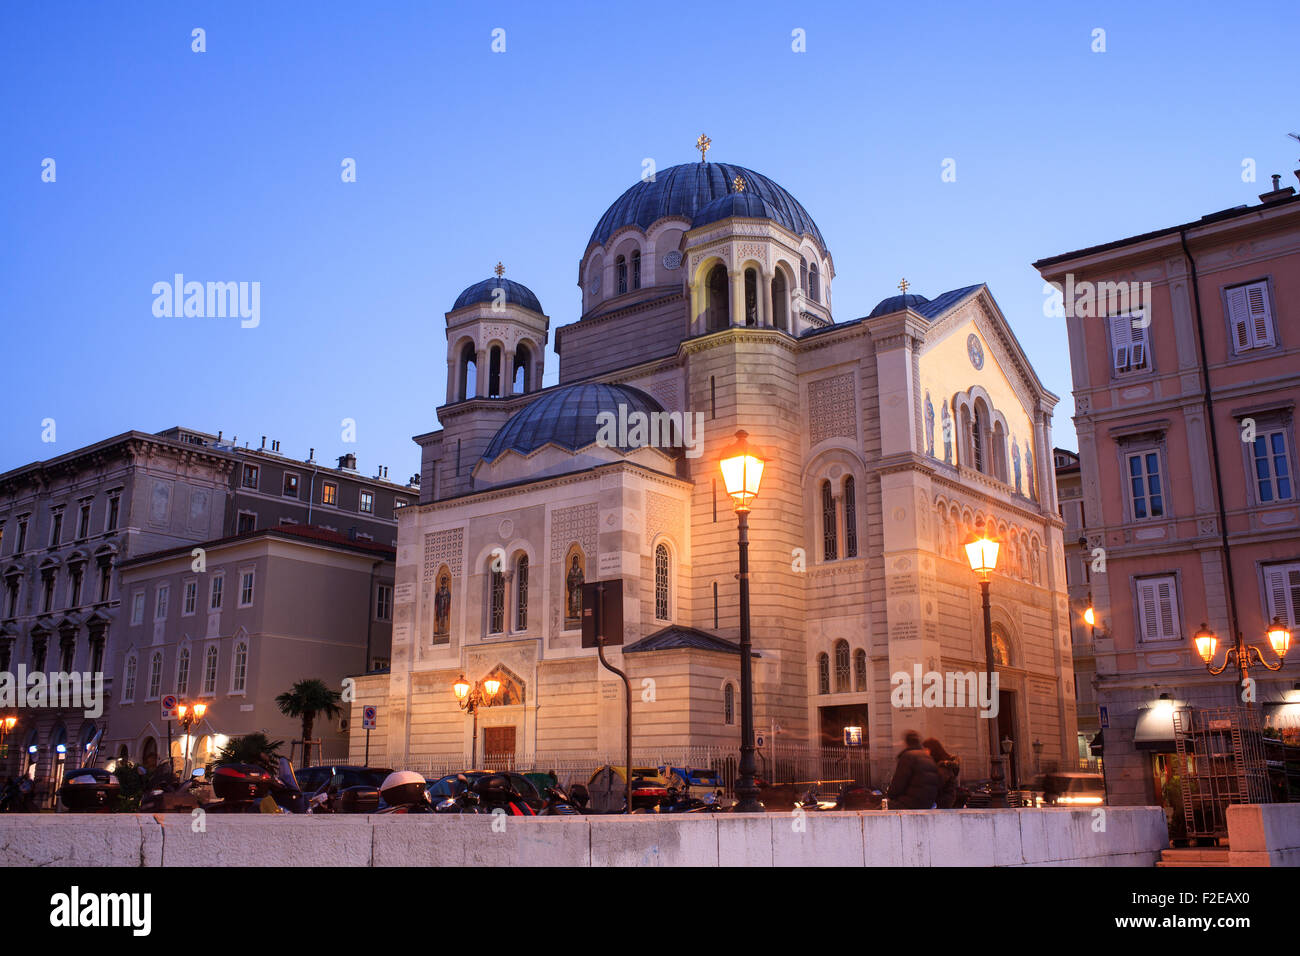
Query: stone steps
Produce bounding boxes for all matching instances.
[1156,847,1231,867]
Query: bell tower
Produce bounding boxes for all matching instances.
[444,263,550,405]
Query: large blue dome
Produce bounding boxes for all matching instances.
[588,162,826,250]
[482,382,665,461]
[692,193,783,230]
[452,277,543,315]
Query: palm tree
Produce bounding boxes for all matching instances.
[213,732,284,770]
[275,678,343,768]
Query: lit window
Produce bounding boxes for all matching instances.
[322,482,338,506]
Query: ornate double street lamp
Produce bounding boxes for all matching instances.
[453,674,501,767]
[719,430,765,813]
[965,526,1009,808]
[176,702,207,777]
[1193,618,1290,687]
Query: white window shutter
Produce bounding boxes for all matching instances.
[1289,567,1300,628]
[1156,578,1178,639]
[1226,285,1252,352]
[1246,283,1273,347]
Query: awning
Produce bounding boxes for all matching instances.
[1263,701,1300,730]
[1134,704,1178,752]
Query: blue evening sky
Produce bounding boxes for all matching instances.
[1,1,1294,480]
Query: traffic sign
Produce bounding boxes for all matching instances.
[161,695,179,721]
[362,705,377,730]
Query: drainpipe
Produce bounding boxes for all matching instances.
[1179,228,1243,651]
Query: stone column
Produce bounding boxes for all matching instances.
[761,271,774,328]
[730,270,745,328]
[503,353,515,398]
[475,349,487,398]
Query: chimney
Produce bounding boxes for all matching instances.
[1258,173,1296,203]
[308,447,315,463]
[260,436,266,449]
[338,453,357,471]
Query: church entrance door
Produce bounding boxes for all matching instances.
[483,725,516,770]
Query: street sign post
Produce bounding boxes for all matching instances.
[362,706,377,766]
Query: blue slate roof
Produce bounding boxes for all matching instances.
[452,277,543,315]
[481,382,665,461]
[625,625,758,656]
[800,283,986,339]
[691,192,782,229]
[589,162,826,250]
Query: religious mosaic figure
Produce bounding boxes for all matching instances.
[565,553,585,626]
[941,400,953,464]
[924,391,936,457]
[1025,451,1036,500]
[434,572,451,637]
[1012,437,1022,494]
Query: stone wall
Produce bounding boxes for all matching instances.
[0,808,1167,867]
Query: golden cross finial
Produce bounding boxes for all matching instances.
[494,262,505,277]
[696,134,711,163]
[898,278,910,293]
[732,175,746,193]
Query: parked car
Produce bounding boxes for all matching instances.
[295,765,392,796]
[588,765,670,812]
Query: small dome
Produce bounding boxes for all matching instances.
[691,193,783,229]
[867,293,930,318]
[589,162,825,250]
[482,382,665,461]
[452,277,543,315]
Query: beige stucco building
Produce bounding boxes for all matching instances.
[353,154,1077,786]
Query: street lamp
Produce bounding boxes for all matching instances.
[719,429,766,813]
[1194,618,1289,685]
[965,524,1009,808]
[176,702,207,777]
[453,674,501,767]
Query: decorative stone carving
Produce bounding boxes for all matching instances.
[737,242,768,265]
[661,251,682,271]
[645,491,684,547]
[550,503,598,562]
[423,528,464,581]
[807,373,857,446]
[498,519,514,539]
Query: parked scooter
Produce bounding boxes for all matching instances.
[430,772,536,815]
[378,770,437,814]
[537,784,582,815]
[201,759,306,814]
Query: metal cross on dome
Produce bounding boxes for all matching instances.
[696,134,711,163]
[898,278,910,293]
[494,262,505,277]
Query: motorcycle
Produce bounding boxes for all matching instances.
[201,758,307,814]
[796,781,884,811]
[431,772,536,816]
[378,770,437,814]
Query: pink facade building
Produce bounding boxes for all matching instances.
[1034,171,1300,807]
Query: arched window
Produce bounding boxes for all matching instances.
[772,271,788,331]
[992,631,1011,667]
[488,345,502,398]
[176,647,190,696]
[231,641,248,692]
[631,250,641,290]
[706,264,729,331]
[123,654,137,702]
[821,480,838,560]
[488,560,505,634]
[148,651,163,699]
[972,404,985,474]
[844,476,858,558]
[854,649,867,691]
[203,646,218,695]
[724,683,735,725]
[817,653,830,695]
[654,544,670,622]
[457,342,477,402]
[515,555,528,631]
[809,262,820,303]
[744,268,758,326]
[834,640,850,692]
[616,255,627,295]
[513,344,531,394]
[800,256,809,292]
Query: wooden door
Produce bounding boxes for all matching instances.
[483,726,516,770]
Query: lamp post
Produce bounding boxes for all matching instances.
[1193,618,1290,694]
[176,702,207,778]
[453,674,502,767]
[719,429,766,813]
[965,526,1008,808]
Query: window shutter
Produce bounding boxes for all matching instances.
[1266,564,1300,628]
[1138,580,1158,639]
[1156,578,1178,639]
[1246,283,1273,347]
[1226,285,1252,352]
[1110,317,1131,371]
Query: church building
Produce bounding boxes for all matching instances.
[350,143,1078,786]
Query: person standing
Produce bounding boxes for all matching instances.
[924,737,962,809]
[886,730,941,809]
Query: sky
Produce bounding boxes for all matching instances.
[1,0,1295,480]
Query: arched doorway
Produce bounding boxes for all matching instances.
[706,264,729,331]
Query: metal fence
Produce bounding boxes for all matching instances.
[311,743,872,799]
[1173,705,1270,840]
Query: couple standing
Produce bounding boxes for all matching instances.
[885,731,962,809]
